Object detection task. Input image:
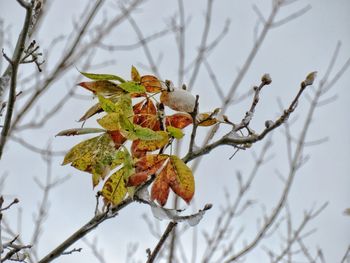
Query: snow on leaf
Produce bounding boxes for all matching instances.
[102,167,127,205]
[160,89,196,112]
[80,71,126,83]
[165,113,193,129]
[119,81,146,93]
[140,75,163,93]
[56,128,105,136]
[131,65,141,82]
[62,133,123,187]
[167,126,184,139]
[78,80,124,97]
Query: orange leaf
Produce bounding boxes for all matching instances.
[150,156,195,206]
[166,113,193,129]
[108,130,127,148]
[140,75,163,93]
[151,163,172,206]
[128,154,169,186]
[131,140,147,159]
[133,99,160,130]
[127,171,149,186]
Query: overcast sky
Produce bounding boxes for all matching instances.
[0,0,349,262]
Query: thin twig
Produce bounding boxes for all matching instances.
[146,222,177,263]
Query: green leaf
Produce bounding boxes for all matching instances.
[119,81,146,93]
[56,128,105,136]
[167,126,184,139]
[98,95,118,113]
[80,71,126,83]
[135,131,169,152]
[134,125,163,141]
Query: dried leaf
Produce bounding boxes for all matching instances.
[78,102,103,122]
[78,80,124,97]
[140,75,163,93]
[166,113,192,129]
[56,128,105,136]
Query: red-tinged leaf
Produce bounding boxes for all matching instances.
[151,163,172,206]
[131,140,147,159]
[108,130,127,148]
[127,171,149,186]
[134,154,169,173]
[78,80,124,97]
[133,99,160,130]
[131,65,141,82]
[150,155,194,206]
[165,113,193,129]
[128,154,169,187]
[140,75,163,93]
[133,98,157,115]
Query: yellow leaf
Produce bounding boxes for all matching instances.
[169,155,195,204]
[102,167,127,205]
[97,113,121,131]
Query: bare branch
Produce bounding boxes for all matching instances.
[146,222,177,263]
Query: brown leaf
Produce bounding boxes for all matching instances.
[140,75,163,93]
[165,113,193,129]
